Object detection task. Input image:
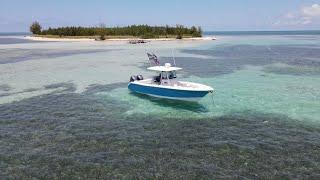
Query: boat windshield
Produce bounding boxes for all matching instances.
[169,71,177,79]
[153,71,177,84]
[161,71,177,79]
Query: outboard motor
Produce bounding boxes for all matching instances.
[130,75,137,82]
[137,75,144,80]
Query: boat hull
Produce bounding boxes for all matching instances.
[128,83,211,101]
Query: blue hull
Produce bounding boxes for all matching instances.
[128,83,210,101]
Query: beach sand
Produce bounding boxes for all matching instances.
[24,36,216,42]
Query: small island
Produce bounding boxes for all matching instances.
[28,21,214,42]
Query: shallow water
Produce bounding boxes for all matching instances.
[0,35,320,179]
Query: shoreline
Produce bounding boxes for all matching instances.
[23,36,216,42]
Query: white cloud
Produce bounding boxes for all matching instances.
[284,12,295,19]
[274,4,320,26]
[302,4,320,17]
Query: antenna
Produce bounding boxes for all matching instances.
[144,49,152,67]
[171,49,176,66]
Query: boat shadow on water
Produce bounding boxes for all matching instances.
[129,92,210,113]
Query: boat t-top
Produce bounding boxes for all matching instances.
[128,53,214,101]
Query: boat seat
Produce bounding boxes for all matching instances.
[153,76,161,82]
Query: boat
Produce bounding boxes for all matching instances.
[128,53,214,101]
[129,39,148,44]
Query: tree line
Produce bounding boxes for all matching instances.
[30,22,202,39]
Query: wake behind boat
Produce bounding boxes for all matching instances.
[128,53,214,101]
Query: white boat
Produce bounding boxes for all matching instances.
[128,62,214,101]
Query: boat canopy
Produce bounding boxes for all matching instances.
[147,63,182,72]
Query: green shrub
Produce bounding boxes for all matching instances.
[30,21,42,34]
[100,34,106,40]
[176,34,183,39]
[39,24,203,38]
[140,33,156,39]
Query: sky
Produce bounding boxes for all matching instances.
[0,0,320,32]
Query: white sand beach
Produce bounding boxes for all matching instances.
[24,36,95,42]
[24,36,216,42]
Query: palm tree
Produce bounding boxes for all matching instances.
[165,25,170,38]
[197,26,203,37]
[175,24,184,39]
[98,23,106,40]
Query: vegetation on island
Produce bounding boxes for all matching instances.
[29,21,202,39]
[30,21,42,35]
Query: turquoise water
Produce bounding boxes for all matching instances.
[107,66,320,122]
[205,30,320,36]
[1,34,320,178]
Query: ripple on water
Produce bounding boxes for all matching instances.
[170,44,320,77]
[0,85,320,178]
[0,49,113,64]
[0,84,11,92]
[105,65,320,123]
[1,35,320,178]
